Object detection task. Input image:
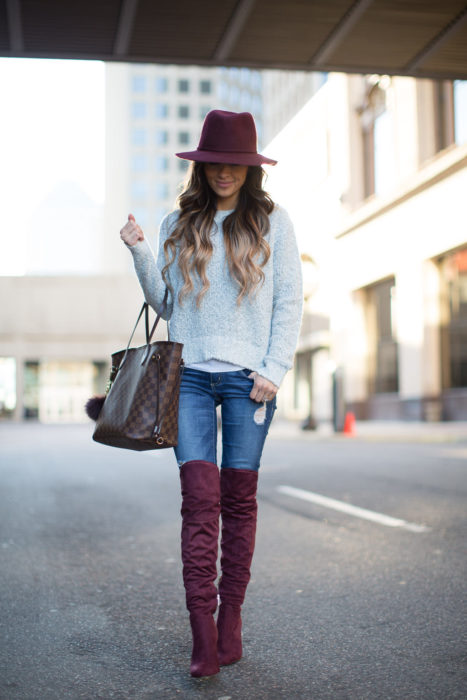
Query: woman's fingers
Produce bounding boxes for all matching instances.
[248,372,278,403]
[120,213,144,245]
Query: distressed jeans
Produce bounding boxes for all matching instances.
[174,367,277,471]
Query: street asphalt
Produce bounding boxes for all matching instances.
[0,421,466,700]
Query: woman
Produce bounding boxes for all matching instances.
[120,110,303,677]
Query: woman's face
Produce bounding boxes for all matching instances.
[203,162,248,210]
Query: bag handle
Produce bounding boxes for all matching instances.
[120,288,169,368]
[146,286,169,344]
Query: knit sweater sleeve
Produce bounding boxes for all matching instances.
[255,208,303,388]
[126,213,174,320]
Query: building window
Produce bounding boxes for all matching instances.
[155,182,169,199]
[155,77,168,93]
[219,82,229,101]
[155,156,169,172]
[199,105,211,119]
[178,79,190,93]
[256,121,263,148]
[366,278,398,394]
[155,129,168,145]
[32,361,96,423]
[240,92,252,112]
[155,103,169,118]
[132,75,147,92]
[131,181,149,200]
[440,248,467,389]
[433,81,455,153]
[240,68,250,86]
[0,357,16,418]
[359,76,396,198]
[293,351,312,413]
[178,159,189,173]
[132,102,147,119]
[252,95,262,114]
[178,105,190,119]
[230,85,240,104]
[131,128,147,146]
[131,154,148,172]
[92,361,108,396]
[24,361,39,419]
[429,79,467,153]
[250,71,261,90]
[200,80,212,94]
[178,131,190,145]
[454,80,467,145]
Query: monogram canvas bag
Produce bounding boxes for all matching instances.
[90,290,184,451]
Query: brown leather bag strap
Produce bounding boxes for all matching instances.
[147,287,169,343]
[141,288,170,364]
[120,288,169,368]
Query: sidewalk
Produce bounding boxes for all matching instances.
[268,418,467,443]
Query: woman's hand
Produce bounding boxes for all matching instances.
[120,213,144,246]
[248,372,278,403]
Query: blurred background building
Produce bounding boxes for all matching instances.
[265,74,467,423]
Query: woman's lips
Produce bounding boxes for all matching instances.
[216,181,234,188]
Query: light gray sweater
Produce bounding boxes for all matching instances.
[128,206,303,388]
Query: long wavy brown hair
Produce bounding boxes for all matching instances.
[162,162,274,307]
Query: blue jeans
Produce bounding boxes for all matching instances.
[174,367,277,471]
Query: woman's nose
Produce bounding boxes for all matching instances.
[218,164,233,176]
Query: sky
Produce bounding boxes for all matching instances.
[0,58,105,274]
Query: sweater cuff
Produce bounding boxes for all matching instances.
[125,238,154,259]
[254,359,290,389]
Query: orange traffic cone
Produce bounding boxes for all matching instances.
[343,411,356,436]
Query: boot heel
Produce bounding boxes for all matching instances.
[217,603,242,665]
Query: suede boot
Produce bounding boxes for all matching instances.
[180,460,220,677]
[217,467,258,666]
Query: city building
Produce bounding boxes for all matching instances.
[265,74,467,422]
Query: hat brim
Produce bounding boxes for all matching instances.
[175,150,277,166]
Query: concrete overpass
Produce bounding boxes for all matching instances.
[2,0,467,80]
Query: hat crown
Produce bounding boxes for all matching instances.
[198,110,257,155]
[175,109,277,166]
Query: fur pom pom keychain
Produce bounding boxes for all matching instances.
[85,395,106,421]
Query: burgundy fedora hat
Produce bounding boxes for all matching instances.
[176,110,277,166]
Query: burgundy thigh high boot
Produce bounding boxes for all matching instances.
[217,467,258,666]
[179,460,220,677]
